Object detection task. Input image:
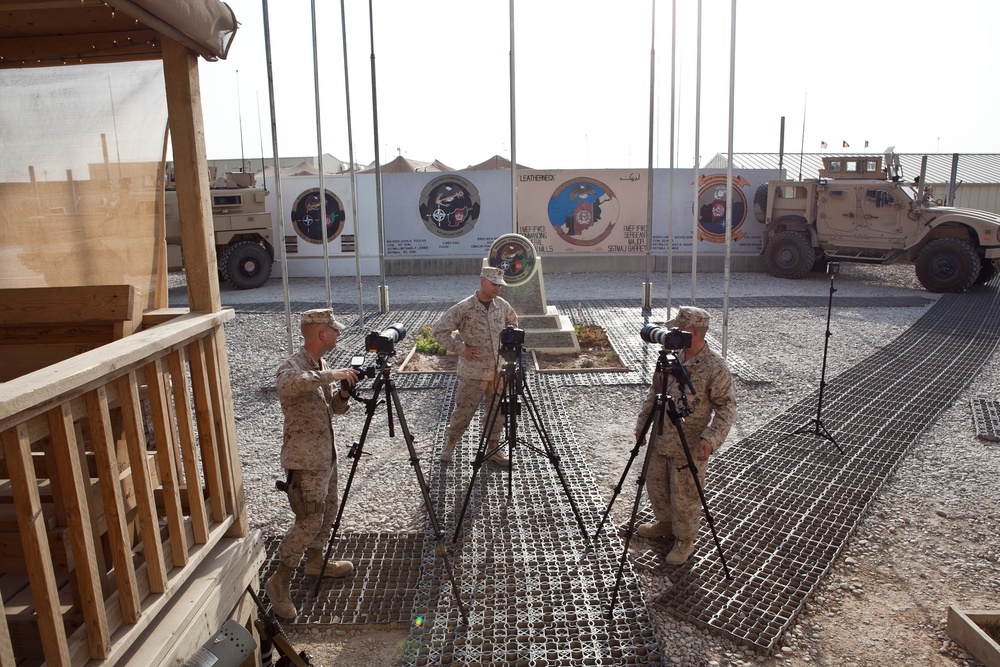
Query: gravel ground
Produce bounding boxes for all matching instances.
[187,264,1000,667]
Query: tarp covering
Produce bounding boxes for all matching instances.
[359,155,454,174]
[465,155,531,171]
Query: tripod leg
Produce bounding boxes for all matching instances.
[453,375,508,541]
[311,376,383,597]
[386,380,468,623]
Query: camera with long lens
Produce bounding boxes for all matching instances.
[499,325,525,363]
[348,354,379,380]
[640,324,692,349]
[365,323,407,356]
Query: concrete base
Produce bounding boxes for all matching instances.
[523,307,579,353]
[948,606,1000,667]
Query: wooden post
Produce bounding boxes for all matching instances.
[161,37,221,313]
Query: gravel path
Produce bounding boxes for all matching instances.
[185,264,1000,667]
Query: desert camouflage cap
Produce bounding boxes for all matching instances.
[664,305,710,330]
[481,266,508,286]
[300,308,346,331]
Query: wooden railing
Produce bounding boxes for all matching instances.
[0,310,257,666]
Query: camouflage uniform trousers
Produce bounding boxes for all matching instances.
[444,375,504,450]
[277,466,339,569]
[645,451,708,541]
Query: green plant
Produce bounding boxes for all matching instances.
[415,324,448,356]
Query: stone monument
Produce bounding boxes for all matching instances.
[486,233,579,353]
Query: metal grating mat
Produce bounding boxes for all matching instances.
[656,285,1000,650]
[972,396,1000,442]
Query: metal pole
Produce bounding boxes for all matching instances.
[778,115,785,175]
[310,0,331,307]
[261,0,293,354]
[509,0,518,236]
[722,0,736,358]
[236,69,246,173]
[947,153,959,206]
[798,93,807,181]
[691,0,702,305]
[339,0,364,329]
[369,0,389,312]
[642,0,656,310]
[667,0,677,316]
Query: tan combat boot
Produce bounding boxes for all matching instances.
[486,441,509,467]
[264,564,297,619]
[665,539,695,565]
[635,520,672,539]
[440,437,458,463]
[303,548,354,578]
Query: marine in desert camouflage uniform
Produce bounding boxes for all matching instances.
[634,305,736,566]
[265,308,359,619]
[432,266,519,466]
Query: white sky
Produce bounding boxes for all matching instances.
[197,0,1000,171]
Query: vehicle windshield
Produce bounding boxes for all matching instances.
[900,185,919,202]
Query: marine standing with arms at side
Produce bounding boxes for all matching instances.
[265,308,359,619]
[432,266,519,466]
[634,306,736,565]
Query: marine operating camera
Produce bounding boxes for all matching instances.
[365,323,407,356]
[640,324,692,350]
[499,325,525,363]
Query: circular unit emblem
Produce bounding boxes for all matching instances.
[418,175,481,238]
[488,234,538,285]
[546,177,619,246]
[695,174,748,242]
[291,188,346,244]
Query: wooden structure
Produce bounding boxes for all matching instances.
[0,2,264,665]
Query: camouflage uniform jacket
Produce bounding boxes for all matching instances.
[432,294,518,381]
[635,344,736,457]
[276,346,350,470]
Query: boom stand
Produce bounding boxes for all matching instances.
[310,355,467,623]
[782,271,844,454]
[452,347,588,542]
[587,348,731,619]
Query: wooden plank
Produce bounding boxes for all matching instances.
[162,37,221,313]
[116,373,167,594]
[0,588,15,667]
[187,339,226,523]
[0,285,135,326]
[167,348,210,543]
[142,359,188,566]
[0,527,71,571]
[206,330,249,538]
[0,310,232,432]
[86,387,141,623]
[141,308,189,328]
[1,423,71,666]
[47,402,110,660]
[0,325,113,346]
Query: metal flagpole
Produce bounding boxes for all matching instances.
[722,0,737,357]
[339,0,364,329]
[310,0,331,307]
[261,0,293,354]
[369,0,389,313]
[642,0,656,310]
[691,0,703,305]
[509,0,517,235]
[667,0,677,316]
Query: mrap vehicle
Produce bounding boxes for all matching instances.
[165,171,274,289]
[756,152,1000,292]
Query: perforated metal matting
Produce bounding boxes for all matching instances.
[655,285,1000,650]
[972,396,1000,442]
[253,288,997,659]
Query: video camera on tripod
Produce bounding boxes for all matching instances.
[499,325,525,364]
[639,324,695,399]
[344,323,408,393]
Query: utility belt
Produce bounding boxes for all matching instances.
[275,470,325,517]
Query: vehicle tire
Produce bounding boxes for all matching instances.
[221,241,272,290]
[764,230,815,279]
[913,237,980,293]
[752,183,769,225]
[973,259,997,285]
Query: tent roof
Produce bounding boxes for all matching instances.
[359,155,454,174]
[0,0,238,69]
[465,155,531,171]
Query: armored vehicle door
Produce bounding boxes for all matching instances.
[816,185,861,242]
[857,186,905,245]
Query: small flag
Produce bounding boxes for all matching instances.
[864,140,869,148]
[843,141,850,148]
[820,141,828,149]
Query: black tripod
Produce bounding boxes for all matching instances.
[782,268,844,454]
[311,354,468,622]
[452,342,588,542]
[589,348,731,619]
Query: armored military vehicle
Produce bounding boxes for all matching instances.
[756,152,1000,292]
[165,171,275,289]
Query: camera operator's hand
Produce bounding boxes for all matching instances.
[634,430,646,446]
[461,344,481,360]
[696,438,713,462]
[324,368,359,386]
